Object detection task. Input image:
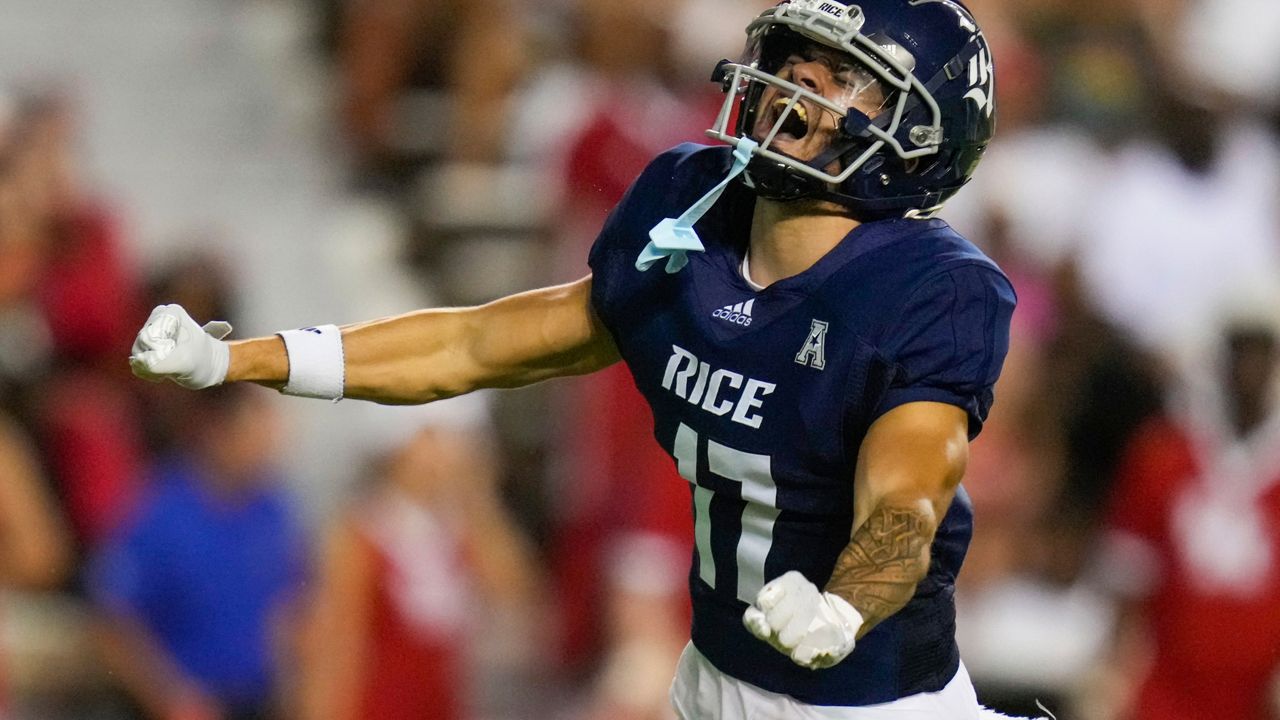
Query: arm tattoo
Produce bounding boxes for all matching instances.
[825,504,935,633]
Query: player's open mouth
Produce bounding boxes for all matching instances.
[769,98,810,141]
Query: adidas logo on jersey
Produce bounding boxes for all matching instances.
[713,299,755,327]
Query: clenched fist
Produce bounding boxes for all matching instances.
[129,304,233,389]
[742,570,863,670]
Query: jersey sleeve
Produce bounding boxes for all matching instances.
[874,263,1016,438]
[586,181,643,330]
[588,143,729,333]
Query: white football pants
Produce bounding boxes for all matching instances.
[669,642,1043,720]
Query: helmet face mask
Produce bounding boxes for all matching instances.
[707,0,995,220]
[742,32,888,163]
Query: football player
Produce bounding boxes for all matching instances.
[131,1,1032,717]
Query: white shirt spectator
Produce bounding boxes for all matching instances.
[1179,0,1280,110]
[944,125,1107,271]
[1077,119,1280,356]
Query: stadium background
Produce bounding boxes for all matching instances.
[0,0,1277,718]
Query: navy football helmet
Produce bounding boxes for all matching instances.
[708,0,996,219]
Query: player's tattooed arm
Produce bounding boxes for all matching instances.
[827,401,968,636]
[825,501,936,633]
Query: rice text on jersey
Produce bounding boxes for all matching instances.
[662,345,776,429]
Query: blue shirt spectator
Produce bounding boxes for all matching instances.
[90,455,306,714]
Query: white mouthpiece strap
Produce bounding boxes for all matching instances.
[277,325,345,401]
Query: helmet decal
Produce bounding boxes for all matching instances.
[964,47,994,118]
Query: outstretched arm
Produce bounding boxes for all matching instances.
[743,401,968,668]
[137,275,620,404]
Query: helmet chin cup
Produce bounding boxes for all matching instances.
[743,156,825,202]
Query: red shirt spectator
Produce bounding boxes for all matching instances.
[1105,408,1280,720]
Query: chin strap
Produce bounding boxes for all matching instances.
[636,136,758,274]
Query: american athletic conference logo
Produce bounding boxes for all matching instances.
[713,299,755,327]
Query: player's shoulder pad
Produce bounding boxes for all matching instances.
[893,221,1017,307]
[916,221,1007,275]
[629,142,735,212]
[645,142,733,179]
[588,144,731,329]
[589,143,732,266]
[821,219,1016,348]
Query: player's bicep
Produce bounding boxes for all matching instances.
[852,401,969,531]
[470,274,620,385]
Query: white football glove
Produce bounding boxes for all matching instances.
[742,570,863,670]
[129,304,233,390]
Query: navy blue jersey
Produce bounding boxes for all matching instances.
[588,144,1016,706]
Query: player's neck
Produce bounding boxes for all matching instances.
[747,198,860,287]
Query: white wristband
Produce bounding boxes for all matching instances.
[277,325,345,401]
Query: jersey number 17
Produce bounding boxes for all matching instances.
[672,423,780,604]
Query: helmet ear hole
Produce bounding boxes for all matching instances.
[860,156,884,174]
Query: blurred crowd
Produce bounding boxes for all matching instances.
[0,0,1277,719]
